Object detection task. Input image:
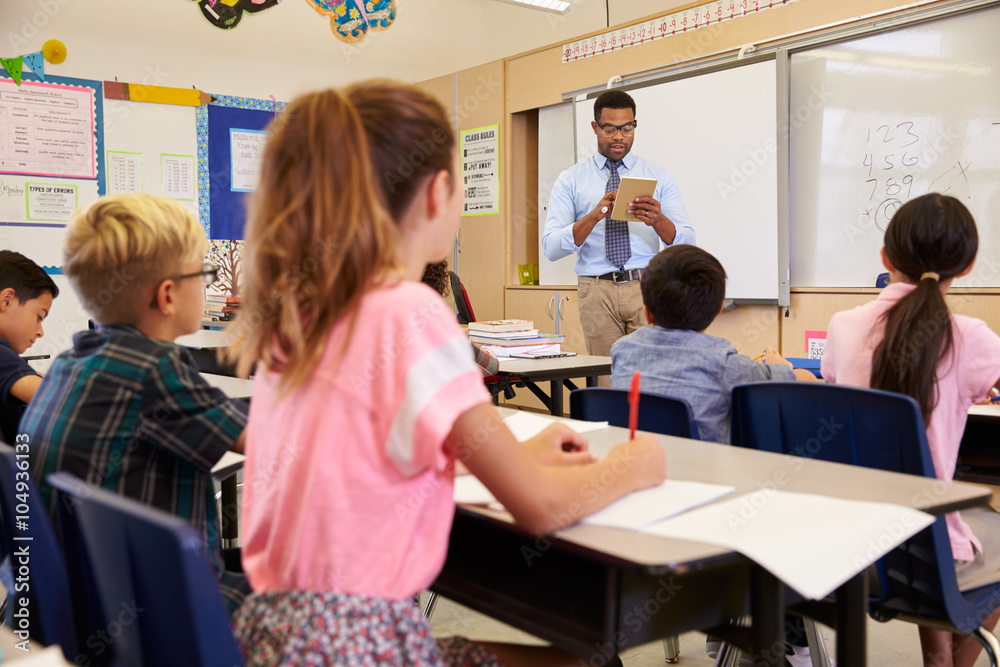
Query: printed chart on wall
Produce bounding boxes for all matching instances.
[0,74,105,364]
[461,124,499,216]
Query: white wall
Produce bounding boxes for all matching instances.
[0,0,672,99]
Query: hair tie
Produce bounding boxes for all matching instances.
[920,272,940,282]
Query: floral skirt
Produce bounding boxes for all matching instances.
[235,591,505,666]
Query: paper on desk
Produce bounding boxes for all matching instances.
[502,411,607,441]
[16,646,73,665]
[580,480,735,531]
[212,450,245,474]
[454,475,497,505]
[644,490,935,600]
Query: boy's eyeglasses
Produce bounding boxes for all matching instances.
[149,263,221,308]
[594,121,637,137]
[174,263,221,285]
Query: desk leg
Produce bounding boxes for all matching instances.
[836,573,867,666]
[586,375,598,388]
[550,380,563,417]
[750,567,784,666]
[221,476,239,550]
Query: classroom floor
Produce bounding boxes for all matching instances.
[421,591,994,666]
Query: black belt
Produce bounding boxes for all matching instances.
[595,269,643,283]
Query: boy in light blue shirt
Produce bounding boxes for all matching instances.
[611,245,814,444]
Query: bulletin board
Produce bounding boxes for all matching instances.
[0,73,284,362]
[197,94,283,240]
[0,73,105,364]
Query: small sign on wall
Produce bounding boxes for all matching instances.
[805,330,826,359]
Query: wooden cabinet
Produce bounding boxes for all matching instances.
[502,286,589,413]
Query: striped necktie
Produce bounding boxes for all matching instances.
[603,159,631,268]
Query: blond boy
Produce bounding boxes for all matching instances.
[22,194,249,615]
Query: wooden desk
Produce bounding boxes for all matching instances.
[958,404,1000,486]
[433,408,991,666]
[176,329,234,348]
[201,372,251,547]
[496,355,611,416]
[200,372,254,399]
[178,329,237,375]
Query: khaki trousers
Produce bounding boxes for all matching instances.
[577,275,646,387]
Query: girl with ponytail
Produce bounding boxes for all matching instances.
[823,193,1000,667]
[227,81,665,666]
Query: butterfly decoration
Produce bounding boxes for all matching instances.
[303,0,397,42]
[194,0,282,30]
[193,0,396,42]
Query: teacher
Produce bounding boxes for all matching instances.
[542,90,695,372]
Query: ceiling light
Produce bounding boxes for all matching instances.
[491,0,571,13]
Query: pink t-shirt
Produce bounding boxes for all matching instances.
[241,282,491,599]
[822,282,1000,561]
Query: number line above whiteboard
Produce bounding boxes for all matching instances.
[561,0,801,64]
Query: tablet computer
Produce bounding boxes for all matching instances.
[610,176,657,222]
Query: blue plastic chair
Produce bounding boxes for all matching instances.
[731,382,1000,663]
[47,472,243,667]
[569,387,700,440]
[0,443,79,660]
[570,386,698,663]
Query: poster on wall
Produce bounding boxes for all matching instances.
[0,74,104,227]
[106,150,143,194]
[229,129,266,192]
[460,124,498,216]
[161,154,194,200]
[198,95,283,239]
[0,77,98,178]
[0,74,105,369]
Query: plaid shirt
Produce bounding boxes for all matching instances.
[22,324,247,571]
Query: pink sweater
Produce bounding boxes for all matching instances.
[241,282,490,598]
[822,282,1000,561]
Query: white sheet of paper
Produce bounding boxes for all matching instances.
[453,475,496,505]
[212,450,246,475]
[580,480,735,531]
[643,490,935,600]
[502,411,607,441]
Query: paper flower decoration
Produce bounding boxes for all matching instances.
[42,39,66,65]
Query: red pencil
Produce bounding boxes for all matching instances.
[628,371,641,439]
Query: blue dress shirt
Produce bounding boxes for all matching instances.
[542,152,695,276]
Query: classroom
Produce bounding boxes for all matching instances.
[1,0,999,665]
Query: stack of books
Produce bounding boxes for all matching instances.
[204,293,241,321]
[467,319,565,357]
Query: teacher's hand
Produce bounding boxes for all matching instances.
[628,195,662,226]
[591,190,617,221]
[630,195,677,244]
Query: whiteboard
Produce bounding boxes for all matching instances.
[789,4,1000,287]
[538,102,579,285]
[571,58,783,301]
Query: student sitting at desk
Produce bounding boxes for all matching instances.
[0,250,58,445]
[822,194,1000,667]
[611,245,816,445]
[227,81,665,667]
[421,259,500,375]
[21,193,251,617]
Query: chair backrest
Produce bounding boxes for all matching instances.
[450,271,475,325]
[730,382,934,476]
[0,443,78,659]
[47,472,243,667]
[570,387,700,439]
[730,382,983,633]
